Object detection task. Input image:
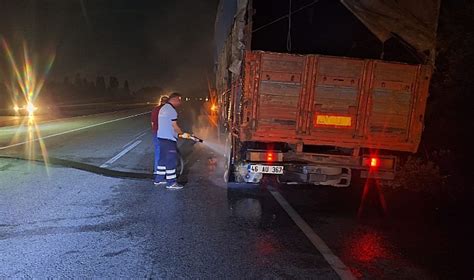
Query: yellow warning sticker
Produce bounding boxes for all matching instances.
[316,115,352,126]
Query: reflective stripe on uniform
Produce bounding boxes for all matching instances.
[166,169,176,174]
[166,174,177,180]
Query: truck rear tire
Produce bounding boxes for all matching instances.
[223,133,235,183]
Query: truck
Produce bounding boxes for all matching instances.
[214,0,440,186]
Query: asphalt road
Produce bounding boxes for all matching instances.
[0,103,472,279]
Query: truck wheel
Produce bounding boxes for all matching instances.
[176,153,184,177]
[223,133,235,183]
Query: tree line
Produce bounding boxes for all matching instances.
[43,73,131,104]
[0,73,166,110]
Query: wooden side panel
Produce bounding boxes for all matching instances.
[311,57,365,136]
[255,53,305,133]
[407,65,432,148]
[366,62,418,140]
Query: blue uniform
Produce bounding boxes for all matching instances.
[157,103,178,141]
[152,105,164,177]
[155,103,178,185]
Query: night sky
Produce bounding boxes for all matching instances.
[0,0,219,95]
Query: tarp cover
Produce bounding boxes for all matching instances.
[214,0,238,61]
[340,0,440,55]
[215,0,248,74]
[215,0,441,62]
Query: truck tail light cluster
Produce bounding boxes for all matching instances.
[246,150,283,162]
[362,156,395,170]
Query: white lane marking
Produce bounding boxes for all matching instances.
[0,111,150,150]
[269,188,356,280]
[122,129,148,148]
[0,107,150,131]
[100,140,142,168]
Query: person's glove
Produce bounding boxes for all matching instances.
[179,132,191,139]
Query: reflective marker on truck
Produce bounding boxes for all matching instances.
[315,115,352,127]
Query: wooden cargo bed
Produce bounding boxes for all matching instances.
[239,51,431,153]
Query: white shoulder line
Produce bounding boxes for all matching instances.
[100,140,142,168]
[269,188,356,280]
[0,111,150,151]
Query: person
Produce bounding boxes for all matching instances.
[155,92,185,189]
[151,95,169,182]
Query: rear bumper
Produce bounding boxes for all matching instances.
[278,164,395,186]
[279,164,352,187]
[360,170,395,180]
[243,150,397,186]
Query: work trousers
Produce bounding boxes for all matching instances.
[155,138,178,185]
[152,136,160,177]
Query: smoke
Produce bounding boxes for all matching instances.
[176,101,227,187]
[144,0,219,95]
[1,1,219,94]
[190,104,225,157]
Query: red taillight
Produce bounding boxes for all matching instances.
[266,152,274,162]
[362,156,394,170]
[370,157,379,168]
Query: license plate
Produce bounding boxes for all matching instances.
[249,164,284,174]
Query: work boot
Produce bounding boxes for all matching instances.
[154,181,167,186]
[166,183,183,190]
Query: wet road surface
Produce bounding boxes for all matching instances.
[0,104,472,279]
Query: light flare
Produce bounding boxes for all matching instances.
[370,157,379,168]
[357,151,387,218]
[26,102,37,116]
[2,39,55,115]
[2,38,55,171]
